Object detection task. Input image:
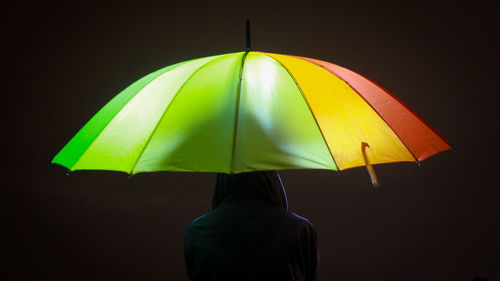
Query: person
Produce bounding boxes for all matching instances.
[184,171,319,281]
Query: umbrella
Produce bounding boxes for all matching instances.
[52,21,451,186]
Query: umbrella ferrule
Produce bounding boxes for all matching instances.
[246,19,251,52]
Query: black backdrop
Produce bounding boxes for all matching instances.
[4,1,498,280]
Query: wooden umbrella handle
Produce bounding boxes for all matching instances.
[362,142,380,187]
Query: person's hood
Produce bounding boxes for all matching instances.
[211,171,288,210]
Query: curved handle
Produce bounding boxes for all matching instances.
[362,142,380,187]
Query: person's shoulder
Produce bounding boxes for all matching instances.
[282,210,315,228]
[184,212,213,235]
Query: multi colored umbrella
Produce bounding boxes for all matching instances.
[52,24,451,185]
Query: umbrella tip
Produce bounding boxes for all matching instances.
[450,143,457,152]
[246,19,251,52]
[336,170,342,175]
[416,161,422,167]
[127,174,134,179]
[65,169,72,176]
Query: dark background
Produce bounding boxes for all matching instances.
[3,0,498,280]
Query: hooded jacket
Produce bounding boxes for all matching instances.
[184,171,318,281]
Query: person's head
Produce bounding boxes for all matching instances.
[211,171,288,210]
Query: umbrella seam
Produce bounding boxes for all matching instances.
[355,70,453,150]
[296,58,419,163]
[128,53,235,174]
[258,52,374,167]
[260,53,341,172]
[294,55,452,154]
[229,51,250,174]
[345,79,419,162]
[68,64,186,171]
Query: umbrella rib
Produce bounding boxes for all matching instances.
[264,55,341,172]
[351,70,453,151]
[229,51,250,173]
[295,59,420,163]
[294,55,452,157]
[355,69,452,146]
[128,54,231,174]
[343,76,419,162]
[68,66,180,171]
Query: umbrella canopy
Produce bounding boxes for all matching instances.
[52,51,451,176]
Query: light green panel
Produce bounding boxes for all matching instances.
[52,60,192,169]
[72,55,225,172]
[133,52,245,173]
[233,52,336,172]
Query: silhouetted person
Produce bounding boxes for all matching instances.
[184,171,319,281]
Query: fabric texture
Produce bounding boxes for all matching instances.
[184,171,318,281]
